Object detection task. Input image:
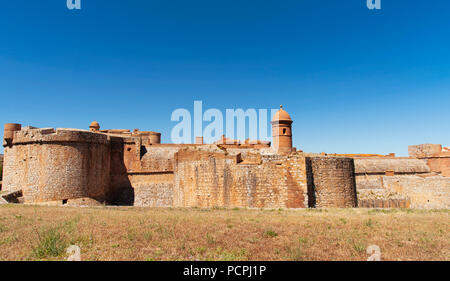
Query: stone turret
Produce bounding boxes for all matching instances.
[3,123,22,146]
[271,105,293,155]
[89,121,100,132]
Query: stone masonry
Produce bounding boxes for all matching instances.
[1,107,449,209]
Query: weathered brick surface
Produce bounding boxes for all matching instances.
[441,158,450,177]
[382,176,450,209]
[407,144,450,177]
[117,144,204,207]
[356,175,384,190]
[109,141,183,206]
[65,197,103,206]
[426,157,450,177]
[173,149,358,208]
[409,144,442,158]
[3,123,447,209]
[139,145,181,172]
[355,173,450,209]
[354,158,430,174]
[2,128,110,203]
[358,199,410,208]
[352,153,450,208]
[130,173,174,207]
[173,149,308,208]
[307,157,357,208]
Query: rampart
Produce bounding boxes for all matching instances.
[409,144,450,177]
[2,128,110,203]
[1,125,360,208]
[348,147,450,209]
[1,115,448,209]
[173,148,309,208]
[173,148,357,208]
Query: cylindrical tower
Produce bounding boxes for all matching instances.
[3,123,22,145]
[2,128,110,203]
[271,105,293,155]
[308,157,357,208]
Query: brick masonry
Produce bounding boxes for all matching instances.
[358,199,411,208]
[352,155,449,209]
[173,149,357,208]
[307,157,357,208]
[2,128,110,203]
[2,120,449,209]
[173,149,308,208]
[382,176,450,209]
[408,144,450,177]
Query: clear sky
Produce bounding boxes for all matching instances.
[1,0,449,155]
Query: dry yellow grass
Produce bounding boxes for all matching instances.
[0,205,448,261]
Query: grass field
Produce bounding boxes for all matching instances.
[0,205,448,261]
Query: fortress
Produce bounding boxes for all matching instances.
[1,106,449,208]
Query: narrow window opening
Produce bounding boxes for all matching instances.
[62,199,68,205]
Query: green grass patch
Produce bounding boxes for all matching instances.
[32,226,68,259]
[264,229,278,238]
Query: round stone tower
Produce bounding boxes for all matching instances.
[271,105,293,155]
[308,157,357,208]
[2,127,110,203]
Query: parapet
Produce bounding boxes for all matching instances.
[213,135,271,149]
[7,127,109,146]
[332,153,396,158]
[100,128,161,145]
[354,158,431,175]
[409,144,443,158]
[407,144,450,177]
[132,129,161,145]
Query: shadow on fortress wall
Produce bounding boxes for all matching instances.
[108,141,134,206]
[0,154,3,186]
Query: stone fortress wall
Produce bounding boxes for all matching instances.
[332,143,450,209]
[173,148,311,208]
[307,157,357,208]
[1,106,449,209]
[2,127,110,203]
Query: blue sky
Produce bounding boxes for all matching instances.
[0,0,449,155]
